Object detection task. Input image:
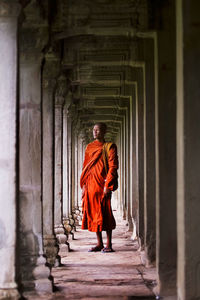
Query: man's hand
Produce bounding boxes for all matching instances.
[103,186,111,196]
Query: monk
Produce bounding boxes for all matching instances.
[80,122,118,252]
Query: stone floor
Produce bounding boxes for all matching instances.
[26,215,157,299]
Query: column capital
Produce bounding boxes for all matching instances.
[55,75,68,107]
[79,130,86,141]
[0,1,21,18]
[43,48,60,78]
[43,50,60,92]
[43,78,57,91]
[67,104,77,120]
[20,0,49,56]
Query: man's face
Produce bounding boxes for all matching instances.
[93,125,105,140]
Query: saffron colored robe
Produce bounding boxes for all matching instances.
[80,140,118,232]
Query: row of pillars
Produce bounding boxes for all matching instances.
[0,1,200,300]
[132,1,200,299]
[101,1,200,299]
[0,1,86,298]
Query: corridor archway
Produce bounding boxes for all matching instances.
[0,1,200,299]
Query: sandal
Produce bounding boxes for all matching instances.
[88,245,104,252]
[101,247,115,253]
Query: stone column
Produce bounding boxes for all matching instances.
[77,132,85,212]
[72,130,83,226]
[42,54,60,267]
[143,39,156,265]
[63,104,69,221]
[130,87,138,241]
[115,132,122,215]
[76,131,87,225]
[122,116,127,220]
[154,1,177,297]
[177,1,200,299]
[138,91,144,247]
[0,1,21,298]
[62,102,74,238]
[74,133,79,210]
[126,102,133,231]
[119,123,124,217]
[54,77,69,254]
[19,52,52,293]
[67,112,76,234]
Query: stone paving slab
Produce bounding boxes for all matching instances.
[26,216,157,299]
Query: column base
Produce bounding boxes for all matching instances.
[126,217,133,232]
[20,255,53,294]
[33,255,52,293]
[140,250,149,267]
[77,206,83,226]
[153,285,177,300]
[130,217,137,240]
[73,207,82,226]
[0,288,20,300]
[153,271,177,299]
[123,207,127,220]
[54,224,70,255]
[43,234,61,267]
[69,214,76,232]
[63,217,74,240]
[144,244,156,266]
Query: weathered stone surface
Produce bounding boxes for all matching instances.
[155,1,177,297]
[25,214,156,299]
[54,78,70,254]
[1,1,199,298]
[0,0,20,17]
[0,1,21,297]
[177,1,200,299]
[42,55,61,267]
[19,51,52,293]
[52,0,148,34]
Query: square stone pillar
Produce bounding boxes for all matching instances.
[42,57,61,267]
[74,133,79,210]
[63,104,70,221]
[77,133,85,212]
[121,115,127,220]
[0,1,21,299]
[54,89,70,254]
[129,87,138,240]
[67,112,76,232]
[62,102,74,238]
[143,39,156,265]
[125,101,132,231]
[155,1,177,297]
[19,52,52,293]
[72,130,81,226]
[177,1,200,299]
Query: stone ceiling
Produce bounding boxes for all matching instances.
[20,0,149,142]
[54,0,148,142]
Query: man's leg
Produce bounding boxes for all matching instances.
[88,231,104,252]
[106,230,112,248]
[96,231,104,247]
[101,230,114,252]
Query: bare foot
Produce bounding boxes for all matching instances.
[101,247,115,253]
[88,245,104,252]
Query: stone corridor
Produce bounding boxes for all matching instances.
[1,1,200,299]
[26,214,156,299]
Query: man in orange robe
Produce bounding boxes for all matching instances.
[80,122,118,252]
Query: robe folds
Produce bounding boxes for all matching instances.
[80,140,118,232]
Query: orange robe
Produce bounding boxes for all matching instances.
[80,140,118,232]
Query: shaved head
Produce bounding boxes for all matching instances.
[94,122,107,134]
